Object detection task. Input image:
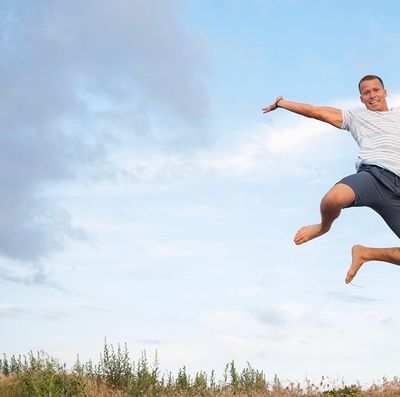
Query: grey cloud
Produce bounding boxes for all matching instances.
[254,308,287,327]
[38,304,108,320]
[0,261,69,292]
[0,306,54,319]
[0,302,106,320]
[0,305,29,318]
[0,262,47,284]
[29,0,210,125]
[380,317,400,330]
[0,200,86,262]
[0,0,209,269]
[326,291,383,304]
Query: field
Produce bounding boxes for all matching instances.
[1,343,400,396]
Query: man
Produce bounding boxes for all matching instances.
[262,75,400,284]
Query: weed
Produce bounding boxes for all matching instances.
[1,342,400,397]
[322,384,361,397]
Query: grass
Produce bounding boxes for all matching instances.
[1,342,400,396]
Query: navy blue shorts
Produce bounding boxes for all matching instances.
[338,165,400,238]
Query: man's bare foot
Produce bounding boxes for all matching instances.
[345,245,366,284]
[294,223,329,245]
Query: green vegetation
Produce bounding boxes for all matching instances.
[1,342,399,396]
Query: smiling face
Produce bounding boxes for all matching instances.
[359,78,388,112]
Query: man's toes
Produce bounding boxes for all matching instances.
[345,273,353,284]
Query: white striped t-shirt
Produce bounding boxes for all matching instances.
[342,107,400,177]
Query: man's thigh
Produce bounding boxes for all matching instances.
[375,197,400,238]
[339,170,400,238]
[338,170,385,208]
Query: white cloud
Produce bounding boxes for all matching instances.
[225,285,266,297]
[142,240,199,259]
[389,93,400,107]
[117,113,352,183]
[201,302,317,340]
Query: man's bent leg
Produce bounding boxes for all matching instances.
[294,183,355,245]
[346,245,400,284]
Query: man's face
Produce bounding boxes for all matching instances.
[359,78,388,111]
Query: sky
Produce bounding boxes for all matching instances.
[2,0,400,386]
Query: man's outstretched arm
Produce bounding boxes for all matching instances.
[262,96,343,129]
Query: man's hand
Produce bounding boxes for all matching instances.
[262,96,283,113]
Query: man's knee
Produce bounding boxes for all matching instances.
[322,183,356,209]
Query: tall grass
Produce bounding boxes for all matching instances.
[1,341,400,396]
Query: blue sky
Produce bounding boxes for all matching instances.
[2,0,400,385]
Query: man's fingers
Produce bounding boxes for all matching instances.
[262,96,283,113]
[262,104,274,113]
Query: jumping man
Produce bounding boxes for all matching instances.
[262,75,400,284]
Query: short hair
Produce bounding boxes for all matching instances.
[358,75,385,93]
